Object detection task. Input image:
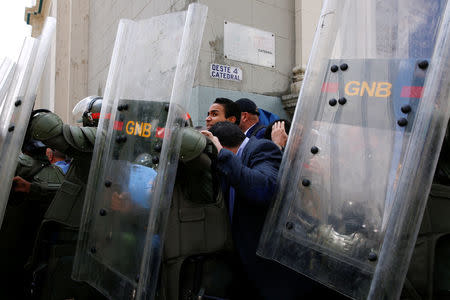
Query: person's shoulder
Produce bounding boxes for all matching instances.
[18,153,35,167]
[255,126,266,138]
[247,136,279,152]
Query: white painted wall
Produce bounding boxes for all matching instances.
[87,0,296,98]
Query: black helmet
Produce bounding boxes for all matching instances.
[72,96,103,127]
[134,153,154,168]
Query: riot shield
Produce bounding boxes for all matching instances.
[258,1,450,299]
[0,57,15,110]
[0,18,56,227]
[72,4,207,299]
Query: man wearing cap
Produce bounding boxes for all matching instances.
[205,97,241,129]
[235,98,266,139]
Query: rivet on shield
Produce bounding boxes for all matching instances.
[329,98,337,106]
[104,180,112,187]
[418,60,429,70]
[116,135,127,143]
[330,65,339,72]
[14,100,22,106]
[311,146,319,154]
[368,251,378,262]
[154,143,162,152]
[401,105,412,114]
[338,97,347,105]
[340,63,348,71]
[99,209,107,216]
[285,222,294,230]
[397,118,408,127]
[90,247,97,254]
[8,125,15,132]
[302,179,311,187]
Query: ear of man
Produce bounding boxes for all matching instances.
[227,116,237,124]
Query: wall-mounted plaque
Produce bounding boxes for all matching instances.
[224,21,275,68]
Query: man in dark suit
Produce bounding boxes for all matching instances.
[235,98,266,139]
[202,122,333,299]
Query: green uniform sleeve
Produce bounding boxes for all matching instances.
[28,165,65,203]
[29,111,96,158]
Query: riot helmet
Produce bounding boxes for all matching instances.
[72,95,103,127]
[134,152,155,168]
[23,109,51,155]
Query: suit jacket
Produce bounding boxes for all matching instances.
[215,137,339,299]
[245,121,266,139]
[215,137,280,264]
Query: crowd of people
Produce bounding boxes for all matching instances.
[3,94,445,300]
[0,93,348,300]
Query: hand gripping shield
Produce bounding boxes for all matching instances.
[72,4,207,299]
[0,57,15,110]
[0,18,56,227]
[258,1,450,299]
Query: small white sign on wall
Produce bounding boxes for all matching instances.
[224,21,275,68]
[210,63,242,81]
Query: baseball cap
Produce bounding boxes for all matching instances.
[235,98,259,115]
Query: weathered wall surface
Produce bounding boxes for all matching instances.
[88,0,295,125]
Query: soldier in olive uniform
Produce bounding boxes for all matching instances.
[22,96,104,299]
[0,110,65,299]
[27,97,233,300]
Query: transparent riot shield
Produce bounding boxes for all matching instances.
[258,1,450,299]
[0,18,56,227]
[0,57,15,110]
[72,4,207,299]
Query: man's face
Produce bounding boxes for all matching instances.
[206,103,227,129]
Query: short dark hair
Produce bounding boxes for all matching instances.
[214,98,241,125]
[209,122,246,148]
[264,119,292,140]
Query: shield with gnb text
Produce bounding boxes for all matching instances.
[258,0,450,299]
[72,4,207,300]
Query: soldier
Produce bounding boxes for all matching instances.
[26,96,232,300]
[24,96,105,299]
[69,6,231,299]
[159,126,233,300]
[0,110,65,299]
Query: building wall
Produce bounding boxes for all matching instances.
[88,0,193,97]
[34,0,56,111]
[27,0,89,124]
[88,0,294,126]
[27,0,323,125]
